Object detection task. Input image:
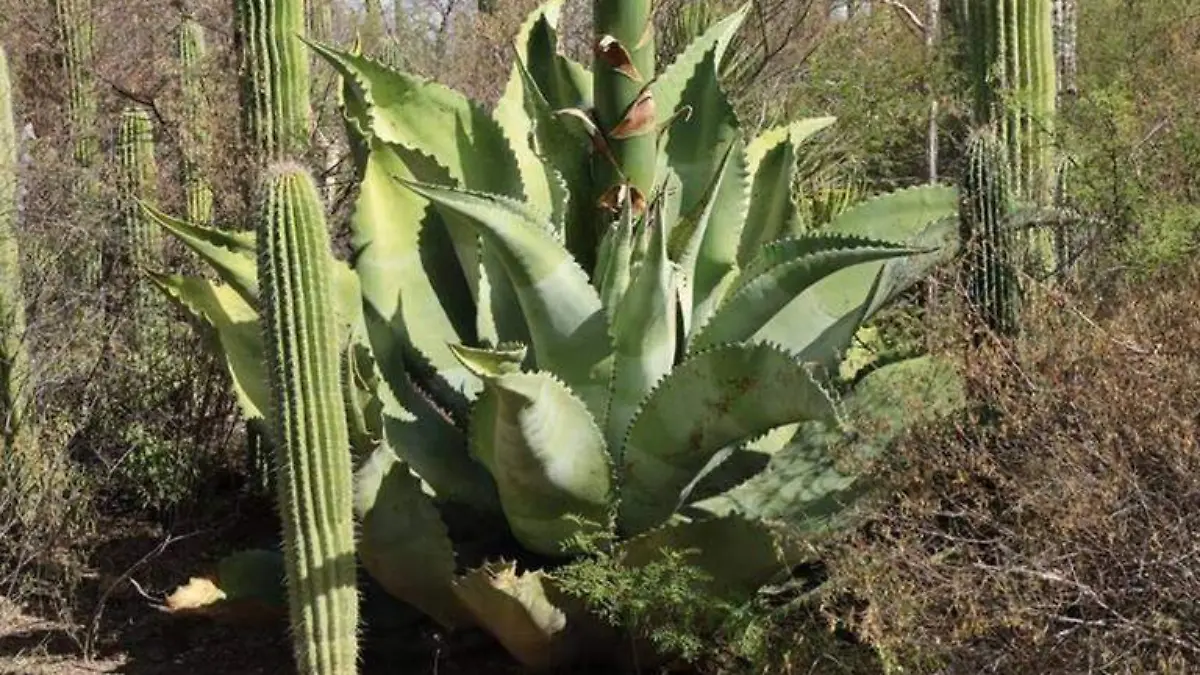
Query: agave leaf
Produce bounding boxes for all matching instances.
[518,1,592,110]
[354,444,472,628]
[597,201,635,317]
[148,273,266,420]
[670,138,749,335]
[691,235,922,351]
[689,355,966,530]
[511,56,594,259]
[353,140,479,414]
[678,422,800,507]
[159,549,285,623]
[820,185,959,315]
[664,49,744,226]
[377,366,500,512]
[307,41,523,199]
[864,214,960,315]
[449,342,529,378]
[342,340,383,459]
[452,562,580,670]
[400,181,613,416]
[619,515,794,601]
[743,186,958,362]
[141,203,258,303]
[737,117,838,264]
[497,3,593,236]
[619,343,838,535]
[604,217,676,455]
[339,56,372,171]
[461,361,614,557]
[495,4,567,227]
[651,2,751,124]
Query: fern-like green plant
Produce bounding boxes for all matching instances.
[149,2,965,669]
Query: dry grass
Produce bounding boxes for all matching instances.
[823,265,1200,673]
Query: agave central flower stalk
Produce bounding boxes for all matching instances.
[593,0,656,211]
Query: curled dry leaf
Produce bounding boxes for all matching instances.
[159,576,225,613]
[598,183,647,215]
[595,35,643,82]
[556,107,619,166]
[635,19,655,50]
[610,89,657,139]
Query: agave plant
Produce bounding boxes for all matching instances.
[151,2,963,669]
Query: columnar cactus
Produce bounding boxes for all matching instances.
[235,0,312,160]
[116,108,161,271]
[258,164,358,675]
[177,16,214,225]
[957,0,1057,205]
[960,128,1018,336]
[0,46,30,449]
[53,0,101,284]
[116,107,162,328]
[53,0,98,169]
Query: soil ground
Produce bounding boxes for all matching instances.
[0,491,535,675]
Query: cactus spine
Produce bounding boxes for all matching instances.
[116,108,161,326]
[593,0,656,208]
[0,47,30,449]
[960,129,1019,336]
[235,0,312,161]
[177,17,214,225]
[258,164,358,675]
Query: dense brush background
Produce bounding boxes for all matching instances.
[0,0,1198,673]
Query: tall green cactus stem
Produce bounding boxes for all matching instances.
[116,108,161,325]
[53,0,98,169]
[593,0,656,210]
[959,0,1057,205]
[960,129,1018,336]
[178,17,214,225]
[53,0,101,284]
[0,47,30,449]
[958,0,1057,273]
[235,0,312,161]
[258,164,358,675]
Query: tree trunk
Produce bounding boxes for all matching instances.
[1053,0,1078,102]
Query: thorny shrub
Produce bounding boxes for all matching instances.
[823,264,1200,674]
